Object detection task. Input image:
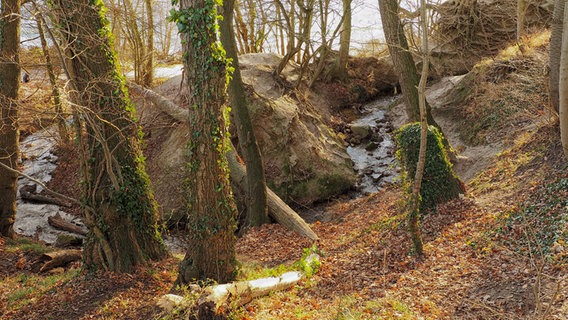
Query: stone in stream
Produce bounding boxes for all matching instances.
[371,173,383,181]
[350,124,372,140]
[365,141,379,151]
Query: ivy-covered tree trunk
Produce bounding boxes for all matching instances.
[219,0,269,228]
[172,0,238,284]
[395,123,465,213]
[50,0,166,272]
[0,0,21,239]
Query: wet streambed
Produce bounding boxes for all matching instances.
[346,96,400,195]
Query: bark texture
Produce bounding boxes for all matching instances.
[50,0,166,272]
[336,0,352,80]
[127,83,318,241]
[549,0,565,113]
[174,0,238,284]
[0,0,21,239]
[378,0,436,126]
[219,0,269,228]
[560,0,568,158]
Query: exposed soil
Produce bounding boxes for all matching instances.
[2,31,567,319]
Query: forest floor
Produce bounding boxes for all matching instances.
[1,31,568,319]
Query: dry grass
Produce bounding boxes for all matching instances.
[2,30,567,320]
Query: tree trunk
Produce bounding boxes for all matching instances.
[143,0,154,86]
[234,3,250,53]
[245,0,257,52]
[122,0,146,84]
[408,0,429,257]
[379,0,433,124]
[48,213,88,236]
[33,3,70,145]
[560,0,568,159]
[336,0,351,81]
[549,0,565,114]
[159,254,319,317]
[50,0,167,272]
[307,0,330,88]
[219,0,269,228]
[127,83,318,241]
[226,149,318,241]
[273,0,314,78]
[0,0,21,239]
[174,0,238,284]
[517,0,528,42]
[379,0,452,156]
[275,2,286,55]
[255,0,268,52]
[31,249,82,273]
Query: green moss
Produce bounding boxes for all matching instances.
[6,238,52,255]
[111,163,163,241]
[273,179,309,201]
[395,123,464,212]
[317,173,353,198]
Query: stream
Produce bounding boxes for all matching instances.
[14,127,83,244]
[12,91,400,243]
[346,96,399,195]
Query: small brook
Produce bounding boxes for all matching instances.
[346,96,400,195]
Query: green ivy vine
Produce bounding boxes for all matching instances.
[170,0,237,239]
[395,123,464,213]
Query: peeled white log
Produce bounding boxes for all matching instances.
[158,254,320,317]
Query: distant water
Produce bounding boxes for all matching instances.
[125,64,184,79]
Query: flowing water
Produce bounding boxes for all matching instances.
[346,96,400,195]
[13,91,400,240]
[14,127,83,244]
[301,96,400,223]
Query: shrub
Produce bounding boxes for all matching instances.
[395,123,464,212]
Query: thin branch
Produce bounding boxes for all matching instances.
[0,161,80,206]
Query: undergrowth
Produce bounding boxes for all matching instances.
[498,178,568,267]
[395,123,464,212]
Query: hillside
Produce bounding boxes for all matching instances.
[1,30,567,319]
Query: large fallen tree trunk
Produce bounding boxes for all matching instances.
[226,149,318,241]
[128,83,318,241]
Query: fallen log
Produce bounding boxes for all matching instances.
[54,233,84,247]
[128,83,318,241]
[32,249,82,273]
[158,253,320,318]
[227,149,318,241]
[20,184,72,207]
[48,213,89,236]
